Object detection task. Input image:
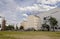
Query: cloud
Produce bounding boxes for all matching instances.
[16,0,60,12]
[0,0,60,25]
[0,0,20,24]
[16,0,60,16]
[14,0,36,7]
[37,0,60,8]
[17,4,56,13]
[37,0,58,4]
[23,14,28,17]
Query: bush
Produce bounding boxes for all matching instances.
[20,26,24,31]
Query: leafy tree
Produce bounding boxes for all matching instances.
[49,17,58,31]
[43,17,47,24]
[42,23,50,31]
[6,25,14,30]
[42,17,50,31]
[44,17,47,20]
[20,26,24,30]
[0,24,1,28]
[16,26,18,30]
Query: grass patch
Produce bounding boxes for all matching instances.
[0,31,60,39]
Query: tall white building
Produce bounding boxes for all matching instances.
[21,15,41,30]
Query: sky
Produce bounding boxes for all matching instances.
[0,0,60,25]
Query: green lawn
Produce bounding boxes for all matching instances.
[0,31,60,39]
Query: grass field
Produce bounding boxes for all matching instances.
[0,31,60,39]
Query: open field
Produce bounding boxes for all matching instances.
[0,31,60,39]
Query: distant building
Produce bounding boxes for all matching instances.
[21,15,41,30]
[0,16,6,30]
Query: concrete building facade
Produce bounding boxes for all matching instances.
[21,15,41,30]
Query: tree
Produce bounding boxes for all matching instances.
[42,17,50,31]
[6,25,14,30]
[42,23,50,31]
[16,26,18,30]
[49,17,58,31]
[43,17,47,24]
[20,26,24,30]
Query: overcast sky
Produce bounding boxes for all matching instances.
[0,0,60,24]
